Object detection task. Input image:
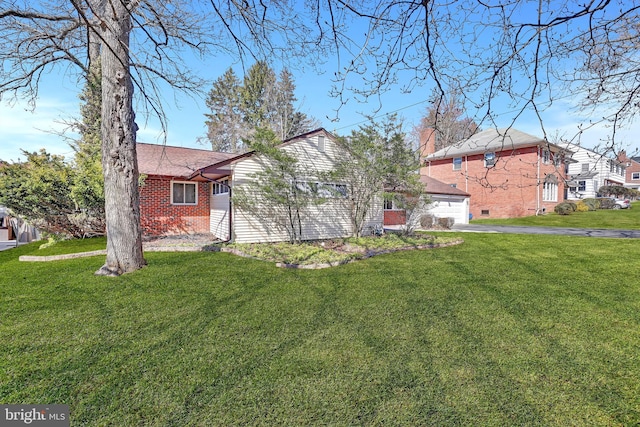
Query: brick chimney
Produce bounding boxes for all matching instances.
[420,127,436,159]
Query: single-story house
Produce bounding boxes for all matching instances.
[383,175,470,226]
[137,128,382,243]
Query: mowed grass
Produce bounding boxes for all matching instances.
[472,200,640,229]
[1,234,640,425]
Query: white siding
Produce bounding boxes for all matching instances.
[229,133,383,243]
[210,191,230,240]
[566,144,626,199]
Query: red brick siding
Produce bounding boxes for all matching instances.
[139,176,211,235]
[384,210,406,225]
[422,147,566,218]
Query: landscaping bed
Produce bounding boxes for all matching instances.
[220,233,463,268]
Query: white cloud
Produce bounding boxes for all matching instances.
[0,98,78,161]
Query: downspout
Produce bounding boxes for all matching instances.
[465,155,469,193]
[536,146,541,214]
[199,172,233,243]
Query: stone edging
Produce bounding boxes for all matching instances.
[18,239,464,265]
[19,245,204,262]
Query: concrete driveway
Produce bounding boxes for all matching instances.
[0,241,18,251]
[451,223,640,238]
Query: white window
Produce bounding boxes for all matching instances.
[453,157,462,170]
[542,149,550,164]
[484,152,496,167]
[172,181,197,205]
[581,163,590,172]
[295,180,346,198]
[633,172,640,180]
[383,197,394,210]
[212,179,229,195]
[543,182,558,202]
[317,135,325,153]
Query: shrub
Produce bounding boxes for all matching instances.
[420,215,434,228]
[581,198,599,211]
[554,203,574,215]
[575,201,590,212]
[597,198,616,209]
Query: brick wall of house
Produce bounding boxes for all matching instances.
[384,210,406,225]
[618,151,640,190]
[422,147,565,219]
[139,176,211,235]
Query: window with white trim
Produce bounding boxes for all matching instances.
[542,149,550,164]
[212,179,229,195]
[453,157,462,170]
[543,181,558,202]
[172,181,197,205]
[383,197,394,210]
[633,172,640,180]
[317,135,325,152]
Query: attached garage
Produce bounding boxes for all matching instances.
[383,175,470,228]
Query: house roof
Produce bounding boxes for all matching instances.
[420,175,470,197]
[137,128,337,181]
[136,143,236,178]
[197,128,336,178]
[425,128,558,160]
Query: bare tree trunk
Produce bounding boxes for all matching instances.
[95,0,146,276]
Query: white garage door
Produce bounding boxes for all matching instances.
[427,195,469,225]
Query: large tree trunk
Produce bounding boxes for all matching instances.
[95,0,146,276]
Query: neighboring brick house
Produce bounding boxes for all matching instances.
[617,151,640,192]
[137,143,236,235]
[421,128,571,219]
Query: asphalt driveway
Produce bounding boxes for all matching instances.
[451,223,640,238]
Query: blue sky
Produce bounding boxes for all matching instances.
[2,2,639,162]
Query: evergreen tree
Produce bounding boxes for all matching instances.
[69,61,106,234]
[205,62,316,152]
[204,68,246,152]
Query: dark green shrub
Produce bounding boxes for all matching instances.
[554,203,574,215]
[582,198,599,211]
[597,198,616,209]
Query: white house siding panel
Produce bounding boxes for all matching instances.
[210,192,230,240]
[427,196,469,224]
[230,134,382,243]
[566,144,626,200]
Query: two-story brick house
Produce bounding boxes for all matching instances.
[617,150,640,192]
[421,127,571,219]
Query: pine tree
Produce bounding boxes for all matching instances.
[204,68,246,152]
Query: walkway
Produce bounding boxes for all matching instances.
[451,223,640,238]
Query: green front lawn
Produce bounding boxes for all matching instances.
[1,234,639,425]
[473,201,640,228]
